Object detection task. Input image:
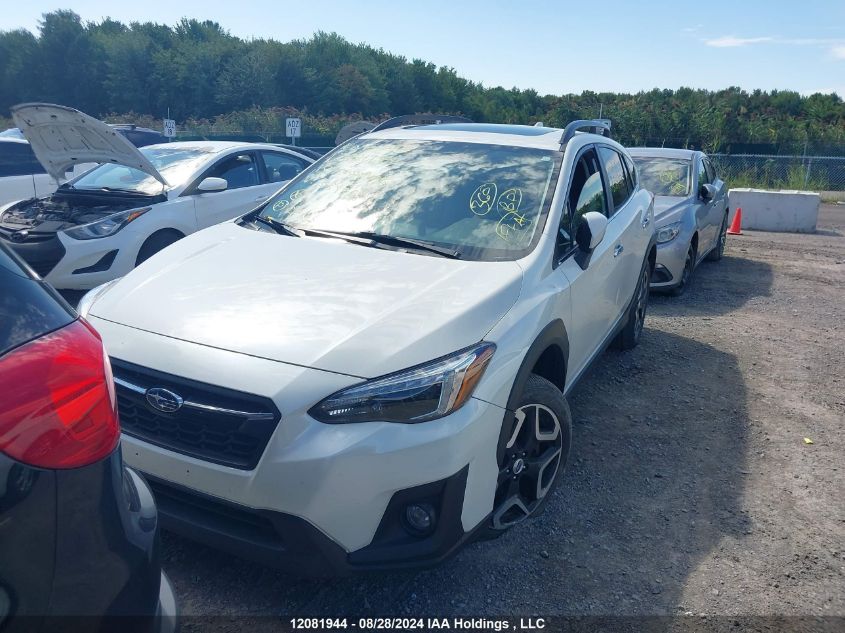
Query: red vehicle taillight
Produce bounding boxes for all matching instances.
[0,319,119,469]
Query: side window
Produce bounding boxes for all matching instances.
[0,143,46,177]
[622,152,637,193]
[703,157,717,183]
[697,159,710,186]
[261,152,308,184]
[206,153,259,190]
[558,149,608,251]
[597,146,631,214]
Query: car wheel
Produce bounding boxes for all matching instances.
[135,230,183,267]
[481,374,572,539]
[615,259,651,350]
[670,243,696,297]
[706,212,728,262]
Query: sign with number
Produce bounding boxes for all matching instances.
[286,118,302,139]
[163,119,176,138]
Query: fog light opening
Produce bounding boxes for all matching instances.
[403,503,437,537]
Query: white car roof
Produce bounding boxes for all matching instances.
[140,140,298,153]
[364,122,627,154]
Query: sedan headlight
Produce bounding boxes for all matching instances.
[77,278,121,318]
[310,342,496,424]
[656,221,682,244]
[64,207,151,240]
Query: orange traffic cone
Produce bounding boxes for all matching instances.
[727,207,742,235]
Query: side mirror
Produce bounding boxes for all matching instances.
[576,211,608,253]
[699,183,716,202]
[574,211,608,270]
[196,176,228,193]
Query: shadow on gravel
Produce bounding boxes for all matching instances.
[161,328,750,625]
[650,254,772,318]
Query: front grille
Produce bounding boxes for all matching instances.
[0,228,66,278]
[111,358,281,470]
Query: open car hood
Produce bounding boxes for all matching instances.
[11,103,167,186]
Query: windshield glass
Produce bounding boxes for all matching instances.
[259,139,560,261]
[68,146,216,194]
[633,157,691,197]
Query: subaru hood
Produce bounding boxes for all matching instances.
[11,103,167,186]
[89,222,524,378]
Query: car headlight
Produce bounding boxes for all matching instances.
[310,342,496,424]
[64,207,151,240]
[77,278,121,318]
[656,221,682,244]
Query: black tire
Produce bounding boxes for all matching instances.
[706,211,729,262]
[480,374,572,539]
[615,258,651,350]
[669,242,696,297]
[135,230,183,267]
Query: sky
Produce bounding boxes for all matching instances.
[2,0,844,97]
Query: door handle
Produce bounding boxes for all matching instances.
[614,244,624,258]
[641,214,650,229]
[255,195,268,202]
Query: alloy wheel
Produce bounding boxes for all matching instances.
[492,403,564,530]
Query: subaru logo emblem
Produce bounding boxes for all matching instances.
[10,230,28,243]
[145,387,184,413]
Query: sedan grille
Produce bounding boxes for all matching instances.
[111,358,281,470]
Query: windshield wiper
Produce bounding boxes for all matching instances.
[300,229,460,259]
[251,214,301,237]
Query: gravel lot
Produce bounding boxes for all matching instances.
[161,205,844,629]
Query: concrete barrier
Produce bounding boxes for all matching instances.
[728,188,819,233]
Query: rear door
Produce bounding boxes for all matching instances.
[188,151,263,229]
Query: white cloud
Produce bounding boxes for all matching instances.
[831,45,845,59]
[704,35,773,48]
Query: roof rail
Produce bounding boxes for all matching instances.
[370,114,473,133]
[559,119,611,147]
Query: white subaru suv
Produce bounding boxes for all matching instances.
[79,118,656,574]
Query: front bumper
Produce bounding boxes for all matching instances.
[0,229,133,290]
[145,466,479,576]
[650,233,690,289]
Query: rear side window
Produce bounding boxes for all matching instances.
[0,143,46,177]
[598,146,631,213]
[0,245,73,357]
[261,152,308,184]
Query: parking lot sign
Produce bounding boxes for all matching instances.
[163,118,176,138]
[286,117,302,145]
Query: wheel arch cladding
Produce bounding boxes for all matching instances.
[506,320,570,411]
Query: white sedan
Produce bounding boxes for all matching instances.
[0,103,314,291]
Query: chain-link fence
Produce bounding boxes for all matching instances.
[709,154,845,192]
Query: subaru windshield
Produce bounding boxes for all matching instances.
[257,138,561,261]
